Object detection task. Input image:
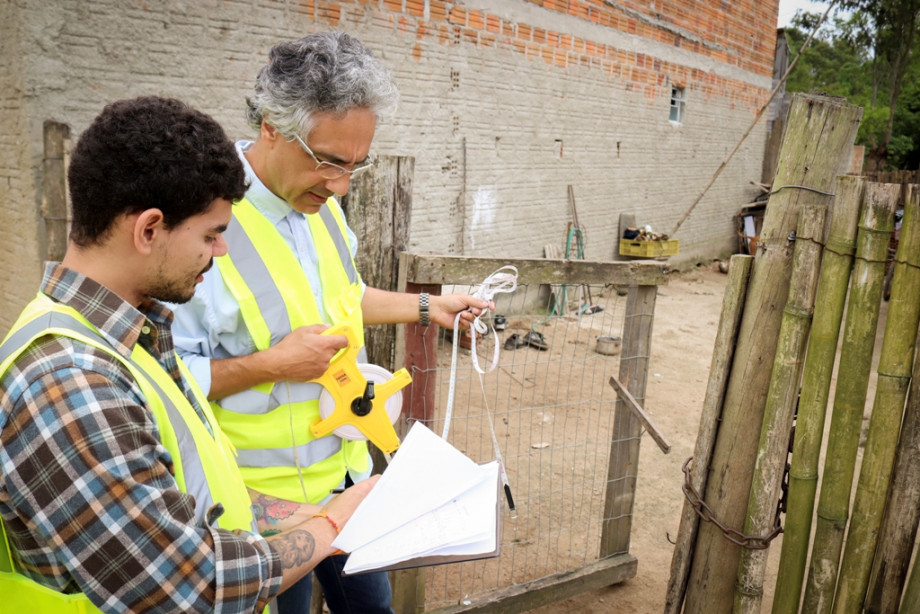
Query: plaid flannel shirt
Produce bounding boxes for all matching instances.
[0,264,282,613]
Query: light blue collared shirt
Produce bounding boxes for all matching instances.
[170,140,364,396]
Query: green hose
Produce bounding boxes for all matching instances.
[533,227,586,331]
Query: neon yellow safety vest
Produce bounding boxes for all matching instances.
[213,197,368,504]
[0,295,258,613]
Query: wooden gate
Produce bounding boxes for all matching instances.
[386,254,668,613]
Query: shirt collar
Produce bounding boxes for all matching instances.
[40,262,173,359]
[236,140,302,224]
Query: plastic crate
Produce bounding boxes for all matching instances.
[619,238,680,258]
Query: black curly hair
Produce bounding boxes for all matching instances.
[67,96,248,246]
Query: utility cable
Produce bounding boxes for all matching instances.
[669,0,839,237]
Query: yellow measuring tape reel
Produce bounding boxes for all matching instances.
[310,324,412,455]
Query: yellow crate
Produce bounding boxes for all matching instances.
[619,238,680,258]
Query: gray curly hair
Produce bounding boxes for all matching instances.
[246,31,399,138]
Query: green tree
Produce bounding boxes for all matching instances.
[786,0,920,170]
[842,0,920,169]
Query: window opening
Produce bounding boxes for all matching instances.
[670,87,685,123]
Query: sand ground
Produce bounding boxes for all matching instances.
[526,264,777,613]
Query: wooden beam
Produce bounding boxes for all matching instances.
[425,554,637,614]
[401,254,669,287]
[664,254,753,614]
[608,374,671,454]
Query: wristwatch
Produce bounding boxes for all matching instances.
[419,292,430,326]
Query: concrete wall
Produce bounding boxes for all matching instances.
[0,0,778,330]
[1,1,35,332]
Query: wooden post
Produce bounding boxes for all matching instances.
[762,112,786,186]
[42,121,70,262]
[841,184,920,613]
[773,176,865,613]
[865,185,920,613]
[342,154,414,371]
[664,254,753,614]
[600,283,657,556]
[341,155,420,614]
[734,204,826,613]
[802,182,899,612]
[683,94,862,613]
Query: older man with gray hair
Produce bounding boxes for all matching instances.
[171,32,489,613]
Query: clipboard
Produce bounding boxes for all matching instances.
[342,462,502,575]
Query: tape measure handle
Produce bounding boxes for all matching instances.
[321,323,360,366]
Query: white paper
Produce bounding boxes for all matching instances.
[342,461,499,574]
[332,422,500,574]
[334,421,486,553]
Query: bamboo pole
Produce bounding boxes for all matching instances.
[772,176,865,614]
[734,204,827,613]
[844,185,920,614]
[664,254,753,614]
[892,334,920,614]
[683,94,862,614]
[802,182,900,613]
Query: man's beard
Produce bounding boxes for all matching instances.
[150,259,213,304]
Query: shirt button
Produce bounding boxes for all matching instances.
[141,325,151,335]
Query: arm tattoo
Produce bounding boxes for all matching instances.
[272,530,316,569]
[251,492,300,528]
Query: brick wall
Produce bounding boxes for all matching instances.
[0,0,779,330]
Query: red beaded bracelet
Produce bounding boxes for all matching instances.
[312,510,341,533]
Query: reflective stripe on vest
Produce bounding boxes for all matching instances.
[0,298,256,530]
[0,296,260,611]
[3,312,203,523]
[213,197,369,503]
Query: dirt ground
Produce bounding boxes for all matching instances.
[524,263,764,614]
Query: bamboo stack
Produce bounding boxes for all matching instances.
[680,93,863,614]
[833,183,918,611]
[772,176,866,613]
[802,183,899,612]
[734,203,827,613]
[895,337,920,613]
[666,92,920,614]
[861,184,920,613]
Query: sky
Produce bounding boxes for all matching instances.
[776,0,837,27]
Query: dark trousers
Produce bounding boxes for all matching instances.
[275,554,393,614]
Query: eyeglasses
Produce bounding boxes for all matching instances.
[292,134,373,180]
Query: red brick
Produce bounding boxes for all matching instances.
[447,5,466,26]
[468,9,484,30]
[428,1,447,22]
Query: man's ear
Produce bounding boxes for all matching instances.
[261,120,279,143]
[132,209,166,255]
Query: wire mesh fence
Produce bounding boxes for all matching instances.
[397,271,649,610]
